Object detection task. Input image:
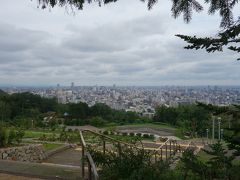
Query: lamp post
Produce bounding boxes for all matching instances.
[64,112,68,125]
[221,129,224,141]
[218,117,221,140]
[206,128,209,139]
[32,120,34,129]
[212,116,215,142]
[206,128,209,144]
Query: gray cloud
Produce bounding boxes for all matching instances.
[0,0,239,86]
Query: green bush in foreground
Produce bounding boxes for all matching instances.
[88,145,180,180]
[0,127,25,148]
[0,127,7,147]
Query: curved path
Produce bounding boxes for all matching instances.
[43,147,82,167]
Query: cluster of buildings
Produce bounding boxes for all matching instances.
[2,84,240,116]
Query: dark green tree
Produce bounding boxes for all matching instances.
[204,141,234,179]
[180,148,208,180]
[68,102,89,119]
[224,105,240,156]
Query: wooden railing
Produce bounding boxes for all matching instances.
[80,130,135,180]
[153,138,181,162]
[80,131,99,180]
[184,141,198,154]
[80,130,183,180]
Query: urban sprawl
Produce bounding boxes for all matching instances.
[2,85,240,117]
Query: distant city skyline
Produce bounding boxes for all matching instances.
[2,85,240,113]
[0,1,239,86]
[1,83,240,88]
[1,84,240,88]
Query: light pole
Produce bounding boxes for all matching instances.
[218,117,221,140]
[212,116,215,142]
[64,112,68,125]
[206,128,209,144]
[32,120,34,129]
[221,129,224,141]
[206,128,209,139]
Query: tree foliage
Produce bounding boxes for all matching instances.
[154,104,211,137]
[88,145,179,180]
[0,91,145,128]
[180,141,239,180]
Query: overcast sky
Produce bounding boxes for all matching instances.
[0,0,239,87]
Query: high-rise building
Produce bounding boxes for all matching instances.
[71,82,74,88]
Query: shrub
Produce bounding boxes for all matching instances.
[136,133,142,137]
[0,127,24,147]
[15,129,25,144]
[48,133,57,141]
[88,145,179,180]
[39,134,47,141]
[143,134,150,138]
[149,134,154,139]
[122,132,127,136]
[8,129,16,145]
[89,117,106,127]
[103,131,109,135]
[130,132,135,136]
[0,127,7,147]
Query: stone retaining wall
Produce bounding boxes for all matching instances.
[0,144,45,163]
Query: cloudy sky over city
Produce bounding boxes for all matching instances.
[0,0,239,86]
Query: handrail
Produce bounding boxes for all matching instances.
[80,131,86,147]
[80,129,183,179]
[82,129,137,147]
[80,131,99,180]
[86,152,99,180]
[156,138,170,151]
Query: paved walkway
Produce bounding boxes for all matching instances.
[44,147,81,166]
[0,173,42,180]
[0,160,81,179]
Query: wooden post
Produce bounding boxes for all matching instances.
[165,143,167,160]
[82,142,85,178]
[103,138,106,155]
[161,148,163,161]
[173,141,175,155]
[88,160,92,180]
[118,142,121,157]
[155,151,157,163]
[170,141,172,157]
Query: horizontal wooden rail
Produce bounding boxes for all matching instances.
[82,129,136,147]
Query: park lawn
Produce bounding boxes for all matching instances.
[24,130,59,139]
[43,143,63,151]
[197,150,214,163]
